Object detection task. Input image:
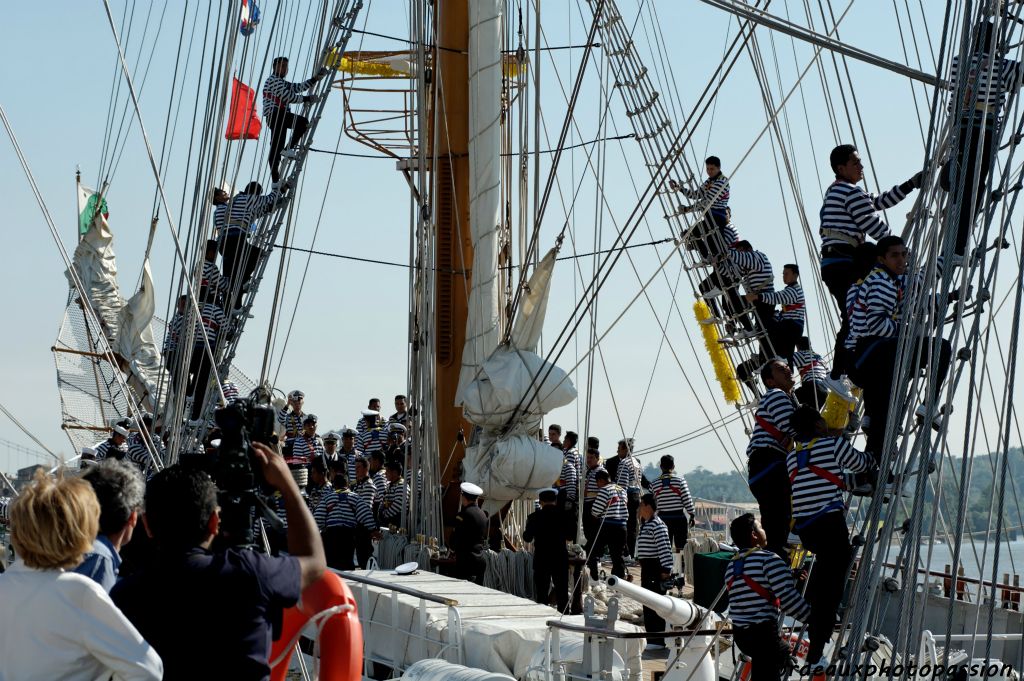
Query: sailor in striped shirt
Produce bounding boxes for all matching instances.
[787,406,873,668]
[314,475,378,570]
[216,182,283,307]
[819,144,923,397]
[614,438,645,557]
[93,424,130,462]
[747,264,803,361]
[746,359,797,561]
[636,494,674,639]
[305,458,331,513]
[264,56,327,182]
[582,449,606,551]
[722,241,775,340]
[670,156,732,261]
[357,413,388,457]
[125,415,161,478]
[351,456,378,568]
[277,390,305,448]
[792,337,829,410]
[356,399,384,434]
[338,429,361,482]
[727,513,811,681]
[850,237,952,462]
[185,288,227,420]
[943,21,1024,258]
[289,414,325,468]
[368,452,387,509]
[651,454,695,552]
[201,240,227,306]
[588,469,628,579]
[377,462,408,527]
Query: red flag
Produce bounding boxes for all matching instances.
[226,77,261,140]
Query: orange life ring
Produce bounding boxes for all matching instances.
[270,570,363,681]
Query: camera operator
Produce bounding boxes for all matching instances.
[110,441,325,681]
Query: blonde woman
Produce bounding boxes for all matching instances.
[0,472,162,681]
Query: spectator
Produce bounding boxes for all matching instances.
[74,460,145,591]
[111,442,325,681]
[0,472,162,681]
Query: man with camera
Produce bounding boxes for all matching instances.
[110,441,325,681]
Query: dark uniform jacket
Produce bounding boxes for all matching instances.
[523,505,570,562]
[451,503,489,574]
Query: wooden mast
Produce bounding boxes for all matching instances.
[431,0,473,512]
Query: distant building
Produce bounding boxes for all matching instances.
[14,464,45,492]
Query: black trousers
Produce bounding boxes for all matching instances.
[855,335,951,463]
[219,231,264,307]
[456,555,486,585]
[562,499,579,541]
[582,502,597,549]
[587,523,626,579]
[323,526,357,570]
[186,348,213,419]
[940,118,998,256]
[687,211,730,261]
[794,380,829,411]
[747,448,791,562]
[662,515,689,553]
[355,526,374,568]
[534,554,569,612]
[763,319,802,363]
[733,620,792,681]
[640,557,667,634]
[268,110,309,182]
[625,491,641,557]
[820,245,858,380]
[796,510,851,663]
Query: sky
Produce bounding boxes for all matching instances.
[3,0,1015,479]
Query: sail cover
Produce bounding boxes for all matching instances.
[67,188,124,344]
[113,259,166,412]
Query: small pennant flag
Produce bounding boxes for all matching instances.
[78,184,109,235]
[240,0,260,36]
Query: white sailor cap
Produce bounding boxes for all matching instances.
[389,423,407,434]
[323,431,340,442]
[460,482,484,498]
[289,389,305,400]
[361,409,379,417]
[538,487,559,501]
[112,425,130,437]
[81,446,96,458]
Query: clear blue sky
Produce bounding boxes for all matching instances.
[0,1,972,475]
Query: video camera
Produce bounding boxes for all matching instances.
[211,388,282,548]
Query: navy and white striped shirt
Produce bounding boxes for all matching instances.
[371,469,387,496]
[378,479,408,523]
[788,436,872,519]
[276,409,305,444]
[216,190,281,236]
[314,488,376,531]
[163,313,183,355]
[746,389,796,456]
[195,303,226,348]
[791,349,827,382]
[681,173,730,216]
[652,473,695,518]
[338,449,360,482]
[305,483,328,513]
[351,476,377,507]
[847,265,919,344]
[636,515,673,571]
[761,282,805,325]
[201,261,227,298]
[557,454,580,502]
[949,52,1023,119]
[290,434,325,466]
[126,434,160,477]
[727,249,774,294]
[93,438,128,462]
[591,484,628,525]
[357,428,388,455]
[615,455,643,492]
[262,73,317,119]
[726,549,811,626]
[721,222,740,246]
[819,181,906,250]
[584,465,606,503]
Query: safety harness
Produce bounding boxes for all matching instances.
[727,549,779,607]
[789,438,848,531]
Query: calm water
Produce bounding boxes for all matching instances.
[883,539,1024,583]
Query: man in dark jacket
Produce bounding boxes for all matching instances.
[450,482,489,585]
[523,487,572,611]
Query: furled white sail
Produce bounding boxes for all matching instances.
[67,199,124,344]
[114,259,166,412]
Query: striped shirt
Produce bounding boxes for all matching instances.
[305,483,328,513]
[338,449,360,482]
[788,436,872,520]
[591,483,628,525]
[727,249,774,294]
[819,180,906,250]
[201,261,226,298]
[791,349,827,382]
[262,73,317,119]
[356,415,384,435]
[584,465,606,502]
[216,190,281,236]
[847,265,919,344]
[557,454,580,501]
[371,469,387,496]
[681,173,730,215]
[268,491,288,530]
[351,476,377,507]
[314,488,376,531]
[615,455,643,492]
[195,303,226,348]
[290,434,324,466]
[276,409,305,444]
[126,437,159,478]
[378,479,408,523]
[746,389,796,456]
[721,222,740,246]
[564,447,583,480]
[726,549,811,626]
[949,52,1023,119]
[636,515,673,571]
[761,282,805,324]
[93,438,128,462]
[652,473,695,518]
[357,427,388,455]
[163,313,183,355]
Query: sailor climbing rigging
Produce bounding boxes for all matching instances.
[263,56,328,182]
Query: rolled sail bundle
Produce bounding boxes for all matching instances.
[462,432,566,505]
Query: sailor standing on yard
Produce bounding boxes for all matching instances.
[263,56,328,182]
[818,144,924,399]
[450,482,489,585]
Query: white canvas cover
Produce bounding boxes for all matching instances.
[114,259,166,412]
[67,190,124,343]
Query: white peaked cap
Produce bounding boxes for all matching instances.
[460,482,484,497]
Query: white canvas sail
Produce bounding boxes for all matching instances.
[114,259,166,412]
[67,185,124,343]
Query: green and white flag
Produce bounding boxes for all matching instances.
[78,183,108,236]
